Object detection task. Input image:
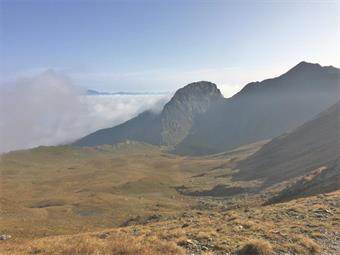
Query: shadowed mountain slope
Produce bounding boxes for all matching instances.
[236,101,340,192]
[73,110,162,147]
[174,62,340,154]
[75,62,340,155]
[267,160,340,204]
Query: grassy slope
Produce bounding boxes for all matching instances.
[236,101,340,187]
[268,159,340,204]
[1,191,339,254]
[1,141,256,239]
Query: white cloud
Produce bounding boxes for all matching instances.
[0,71,169,153]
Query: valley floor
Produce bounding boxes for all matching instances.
[0,141,339,254]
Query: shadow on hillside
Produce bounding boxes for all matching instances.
[176,184,253,197]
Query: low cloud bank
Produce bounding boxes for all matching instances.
[0,71,170,153]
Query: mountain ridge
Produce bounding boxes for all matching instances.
[174,61,340,154]
[75,61,340,155]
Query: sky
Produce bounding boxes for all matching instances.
[1,0,339,96]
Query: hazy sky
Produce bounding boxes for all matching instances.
[1,0,339,96]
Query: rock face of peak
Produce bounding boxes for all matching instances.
[169,81,222,99]
[160,81,223,146]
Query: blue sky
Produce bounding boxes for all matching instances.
[1,0,339,96]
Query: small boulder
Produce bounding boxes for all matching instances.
[0,234,11,241]
[182,223,189,228]
[97,232,110,239]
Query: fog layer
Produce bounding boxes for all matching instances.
[0,71,169,153]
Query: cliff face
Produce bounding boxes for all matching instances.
[160,81,223,146]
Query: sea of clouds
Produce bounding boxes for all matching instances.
[0,71,170,154]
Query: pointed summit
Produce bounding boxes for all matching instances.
[234,61,339,98]
[287,61,322,74]
[169,81,222,102]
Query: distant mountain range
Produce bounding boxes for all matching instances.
[87,89,169,96]
[75,61,340,157]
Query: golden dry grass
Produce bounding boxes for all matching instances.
[0,231,184,255]
[0,142,339,255]
[1,188,339,255]
[286,235,321,255]
[237,239,273,255]
[0,142,259,239]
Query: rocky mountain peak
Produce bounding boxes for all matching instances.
[286,61,323,74]
[160,81,223,146]
[171,81,222,101]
